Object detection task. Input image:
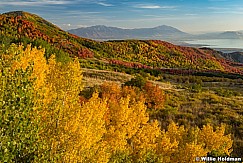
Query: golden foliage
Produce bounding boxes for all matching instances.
[1,44,234,162]
[176,143,207,163]
[11,44,48,90]
[198,124,233,155]
[64,93,109,163]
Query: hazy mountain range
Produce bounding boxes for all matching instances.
[68,25,191,41]
[198,31,243,39]
[68,25,243,41]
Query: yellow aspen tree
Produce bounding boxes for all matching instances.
[40,55,84,161]
[11,44,48,91]
[165,121,187,144]
[198,124,233,156]
[174,126,208,162]
[132,121,161,152]
[105,96,141,152]
[156,122,205,162]
[10,44,88,161]
[176,143,207,163]
[64,93,110,163]
[156,123,180,163]
[159,123,233,162]
[8,44,111,162]
[131,120,161,161]
[99,83,162,161]
[8,45,60,160]
[103,85,162,161]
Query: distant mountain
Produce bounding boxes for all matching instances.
[218,31,243,39]
[198,31,243,39]
[68,25,192,41]
[68,25,243,42]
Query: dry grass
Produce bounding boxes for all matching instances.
[81,68,179,91]
[81,68,133,87]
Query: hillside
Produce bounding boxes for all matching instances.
[0,11,94,60]
[1,11,243,77]
[68,25,191,41]
[1,11,243,159]
[221,52,243,63]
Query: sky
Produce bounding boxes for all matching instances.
[1,0,243,33]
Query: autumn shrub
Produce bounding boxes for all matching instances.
[143,81,165,110]
[214,88,235,97]
[189,83,202,93]
[124,75,147,89]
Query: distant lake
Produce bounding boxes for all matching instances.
[185,39,243,51]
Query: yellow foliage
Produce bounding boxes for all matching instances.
[198,124,233,155]
[64,93,110,163]
[156,122,233,162]
[105,96,150,152]
[101,84,161,158]
[2,44,234,162]
[156,123,180,162]
[176,143,207,163]
[164,121,187,147]
[40,55,86,161]
[132,121,161,155]
[11,44,48,90]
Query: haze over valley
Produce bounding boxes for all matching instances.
[68,24,243,49]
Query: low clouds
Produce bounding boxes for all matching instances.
[136,5,161,9]
[97,2,113,7]
[208,6,243,15]
[134,4,176,9]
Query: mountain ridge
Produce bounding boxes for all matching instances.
[69,25,243,41]
[68,24,191,41]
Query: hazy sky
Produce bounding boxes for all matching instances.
[1,0,243,33]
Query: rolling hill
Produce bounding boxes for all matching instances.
[0,11,95,60]
[0,11,243,77]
